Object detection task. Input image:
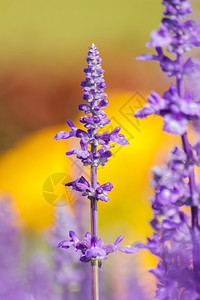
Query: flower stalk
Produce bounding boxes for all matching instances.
[177,50,200,276]
[90,144,99,300]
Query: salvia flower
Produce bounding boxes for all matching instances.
[54,44,136,300]
[135,0,200,298]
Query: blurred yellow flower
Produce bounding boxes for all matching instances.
[0,93,175,237]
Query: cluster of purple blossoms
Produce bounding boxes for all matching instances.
[65,176,113,202]
[135,0,200,299]
[58,231,137,268]
[135,0,200,136]
[54,43,137,300]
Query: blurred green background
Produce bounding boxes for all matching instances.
[0,0,166,152]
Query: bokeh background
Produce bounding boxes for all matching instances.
[0,0,200,299]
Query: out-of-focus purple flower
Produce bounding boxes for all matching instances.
[150,155,191,210]
[49,205,87,299]
[137,49,200,77]
[135,84,200,135]
[146,24,172,48]
[136,206,200,299]
[169,146,195,177]
[58,231,137,267]
[26,253,53,300]
[136,151,200,297]
[163,0,193,16]
[0,197,26,300]
[135,0,200,298]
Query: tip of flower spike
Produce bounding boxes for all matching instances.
[89,43,97,51]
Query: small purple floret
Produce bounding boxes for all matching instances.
[65,176,113,202]
[58,231,138,266]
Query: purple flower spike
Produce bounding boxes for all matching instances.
[54,44,128,168]
[55,45,137,299]
[135,0,200,298]
[67,42,128,189]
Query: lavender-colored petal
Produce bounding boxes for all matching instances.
[134,105,155,118]
[171,146,187,161]
[100,182,114,192]
[76,178,90,190]
[69,230,79,243]
[98,194,109,202]
[97,237,105,248]
[65,148,78,156]
[57,240,73,249]
[103,244,116,254]
[65,176,90,193]
[54,131,71,140]
[67,120,76,128]
[183,58,200,75]
[136,53,158,61]
[110,127,129,145]
[66,148,90,159]
[97,99,109,108]
[148,91,168,110]
[78,104,90,111]
[114,235,124,246]
[163,113,188,135]
[76,129,89,139]
[85,247,106,259]
[118,246,138,253]
[146,24,172,48]
[85,232,92,240]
